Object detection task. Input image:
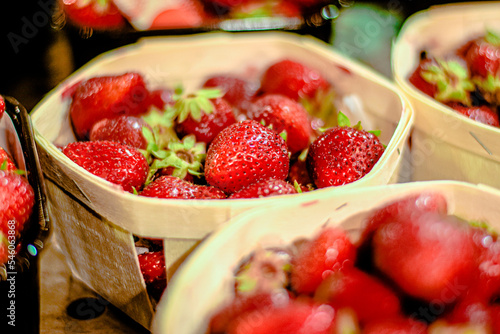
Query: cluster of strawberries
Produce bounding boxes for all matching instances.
[62,59,384,201]
[208,192,500,333]
[410,30,500,128]
[61,59,384,297]
[0,96,35,267]
[58,0,328,31]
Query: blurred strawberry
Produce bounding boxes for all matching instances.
[248,94,312,154]
[147,88,175,111]
[306,112,384,188]
[150,0,208,29]
[0,95,4,120]
[290,226,357,295]
[409,56,475,106]
[314,267,401,324]
[260,59,330,101]
[62,140,149,193]
[226,300,336,334]
[140,175,226,199]
[89,115,151,149]
[288,158,314,192]
[372,211,479,302]
[210,290,290,334]
[138,251,166,300]
[362,316,428,334]
[228,178,297,199]
[69,73,151,140]
[205,120,289,194]
[447,102,500,127]
[459,30,500,79]
[59,0,126,30]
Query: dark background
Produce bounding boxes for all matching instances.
[0,0,490,111]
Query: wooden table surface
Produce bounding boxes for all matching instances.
[40,238,151,334]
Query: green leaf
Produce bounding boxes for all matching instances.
[368,129,381,137]
[293,180,303,193]
[298,148,308,162]
[0,160,6,170]
[337,111,351,127]
[279,130,287,142]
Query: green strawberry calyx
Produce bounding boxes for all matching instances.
[485,30,500,46]
[473,73,500,105]
[420,58,475,106]
[336,111,382,137]
[146,134,206,185]
[172,86,223,123]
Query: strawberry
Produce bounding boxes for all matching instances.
[209,290,291,334]
[61,140,149,193]
[202,75,258,115]
[260,59,330,101]
[288,158,314,192]
[314,268,401,324]
[69,73,151,140]
[229,0,302,19]
[0,147,17,172]
[409,56,475,106]
[89,115,151,149]
[175,94,237,145]
[446,102,500,127]
[362,316,428,334]
[226,300,336,334]
[372,211,479,302]
[290,226,356,295]
[459,30,500,79]
[0,170,35,239]
[306,113,384,189]
[0,95,4,120]
[138,251,166,300]
[228,178,297,199]
[146,88,175,111]
[204,120,289,194]
[247,94,313,154]
[235,248,291,295]
[59,0,126,30]
[140,175,226,199]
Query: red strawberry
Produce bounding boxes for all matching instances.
[59,0,126,30]
[138,251,166,299]
[204,120,290,194]
[202,75,258,115]
[175,97,237,145]
[89,115,151,149]
[260,59,330,101]
[358,192,448,247]
[69,73,151,140]
[314,268,401,324]
[288,162,314,192]
[226,300,336,334]
[447,102,500,127]
[228,178,297,199]
[247,94,312,154]
[372,212,479,302]
[459,31,500,79]
[306,114,384,188]
[0,95,4,120]
[445,297,495,326]
[0,170,35,239]
[290,227,356,295]
[62,141,149,193]
[0,147,17,172]
[409,56,475,106]
[140,175,226,199]
[210,290,291,334]
[362,316,428,334]
[146,88,175,110]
